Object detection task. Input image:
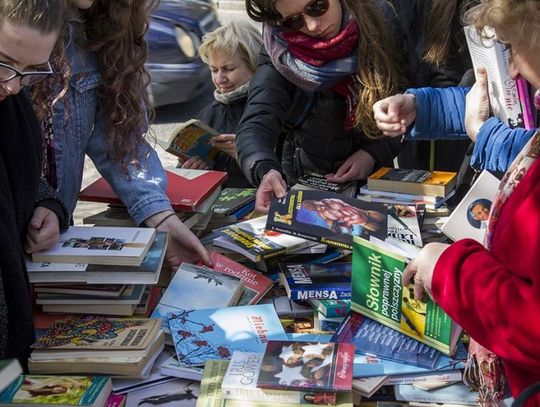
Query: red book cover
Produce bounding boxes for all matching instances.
[78,169,227,212]
[256,340,354,392]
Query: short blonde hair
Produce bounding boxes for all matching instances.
[199,21,262,72]
[464,0,540,47]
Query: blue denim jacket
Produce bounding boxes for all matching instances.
[52,33,172,225]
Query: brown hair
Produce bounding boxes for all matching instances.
[0,0,63,33]
[422,1,459,66]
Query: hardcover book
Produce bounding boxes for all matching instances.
[267,190,387,250]
[221,351,337,404]
[208,252,274,306]
[367,168,457,198]
[213,216,317,262]
[151,263,244,334]
[351,237,462,355]
[256,340,354,392]
[168,304,287,367]
[212,188,257,216]
[0,375,111,407]
[279,263,352,301]
[31,226,156,267]
[160,118,219,163]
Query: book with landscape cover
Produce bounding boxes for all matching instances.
[208,252,274,306]
[441,170,500,244]
[197,360,354,407]
[221,351,337,404]
[351,237,462,355]
[278,263,352,301]
[0,375,111,407]
[151,263,244,334]
[256,340,354,392]
[267,190,387,250]
[168,304,287,367]
[367,168,457,198]
[160,118,219,163]
[78,168,227,212]
[214,216,317,262]
[31,226,156,267]
[0,360,21,395]
[212,188,257,216]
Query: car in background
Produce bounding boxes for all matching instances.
[147,0,220,107]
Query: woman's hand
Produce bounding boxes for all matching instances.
[211,134,237,158]
[255,169,287,213]
[181,156,210,170]
[325,150,375,183]
[373,93,417,137]
[25,206,60,253]
[465,67,490,142]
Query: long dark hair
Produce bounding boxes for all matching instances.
[0,0,63,33]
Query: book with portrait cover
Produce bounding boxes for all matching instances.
[0,375,111,407]
[278,263,352,302]
[31,226,156,267]
[160,118,219,163]
[168,304,287,367]
[351,237,462,356]
[256,340,354,392]
[266,190,387,251]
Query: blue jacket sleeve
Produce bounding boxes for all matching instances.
[405,86,470,140]
[471,117,536,172]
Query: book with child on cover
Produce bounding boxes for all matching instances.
[351,237,462,356]
[266,190,387,250]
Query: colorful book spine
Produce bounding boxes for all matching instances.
[309,299,351,318]
[517,78,536,129]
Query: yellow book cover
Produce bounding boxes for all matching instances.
[367,168,457,197]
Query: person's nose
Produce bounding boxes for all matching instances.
[303,15,321,34]
[215,70,227,85]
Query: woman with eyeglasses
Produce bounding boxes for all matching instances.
[0,0,69,369]
[236,0,413,212]
[32,0,211,267]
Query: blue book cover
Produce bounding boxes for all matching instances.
[395,382,478,405]
[279,262,352,301]
[168,304,288,367]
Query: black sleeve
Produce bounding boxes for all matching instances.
[36,178,70,232]
[358,134,404,170]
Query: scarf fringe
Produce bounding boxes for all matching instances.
[463,351,506,406]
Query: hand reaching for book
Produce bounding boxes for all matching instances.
[373,93,417,137]
[465,67,490,142]
[325,150,375,183]
[181,156,210,170]
[25,206,60,253]
[211,134,237,158]
[255,169,287,213]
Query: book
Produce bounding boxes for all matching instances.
[359,186,455,205]
[168,304,287,367]
[151,263,244,334]
[385,370,463,385]
[125,378,199,407]
[106,393,126,407]
[35,285,143,305]
[213,216,318,262]
[516,77,536,130]
[221,351,337,404]
[32,226,156,267]
[464,25,524,129]
[394,382,478,405]
[78,168,227,212]
[0,360,21,394]
[197,360,354,407]
[160,118,219,163]
[212,188,257,216]
[159,353,204,381]
[387,205,423,247]
[367,168,457,198]
[441,170,500,244]
[259,295,314,319]
[351,237,462,355]
[295,173,353,194]
[313,314,344,333]
[256,340,354,392]
[308,299,350,319]
[267,190,388,250]
[33,284,127,297]
[0,375,111,407]
[352,376,388,398]
[208,252,274,306]
[279,263,352,302]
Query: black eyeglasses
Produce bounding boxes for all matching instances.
[276,0,330,31]
[0,62,53,86]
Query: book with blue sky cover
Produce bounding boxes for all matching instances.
[168,304,287,367]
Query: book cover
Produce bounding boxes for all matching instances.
[36,284,145,305]
[394,382,478,405]
[33,284,126,297]
[221,351,337,404]
[125,378,199,407]
[208,252,274,306]
[367,168,457,198]
[296,173,352,194]
[351,376,387,398]
[78,169,227,212]
[351,237,461,355]
[161,118,219,163]
[214,216,316,262]
[308,299,350,319]
[279,263,352,301]
[151,263,244,334]
[267,190,387,250]
[197,360,354,407]
[0,360,21,395]
[212,188,257,216]
[313,314,344,333]
[106,393,126,407]
[32,226,156,267]
[441,170,500,244]
[516,77,536,130]
[0,375,111,406]
[256,340,354,392]
[387,205,423,248]
[168,304,287,367]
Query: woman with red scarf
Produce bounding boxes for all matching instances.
[236,0,416,212]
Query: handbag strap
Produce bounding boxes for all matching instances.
[513,382,540,407]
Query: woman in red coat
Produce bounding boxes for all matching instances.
[402,0,540,405]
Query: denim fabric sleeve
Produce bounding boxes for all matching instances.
[471,117,536,172]
[405,86,471,140]
[86,113,173,225]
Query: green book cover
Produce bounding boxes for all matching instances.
[350,236,461,355]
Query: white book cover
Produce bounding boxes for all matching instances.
[442,171,500,243]
[387,205,423,247]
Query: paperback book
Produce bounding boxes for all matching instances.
[308,299,350,319]
[351,237,462,355]
[160,118,219,163]
[212,188,257,216]
[0,360,21,395]
[295,173,353,194]
[267,190,387,250]
[387,205,423,248]
[125,378,199,407]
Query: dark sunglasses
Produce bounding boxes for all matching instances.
[276,0,330,31]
